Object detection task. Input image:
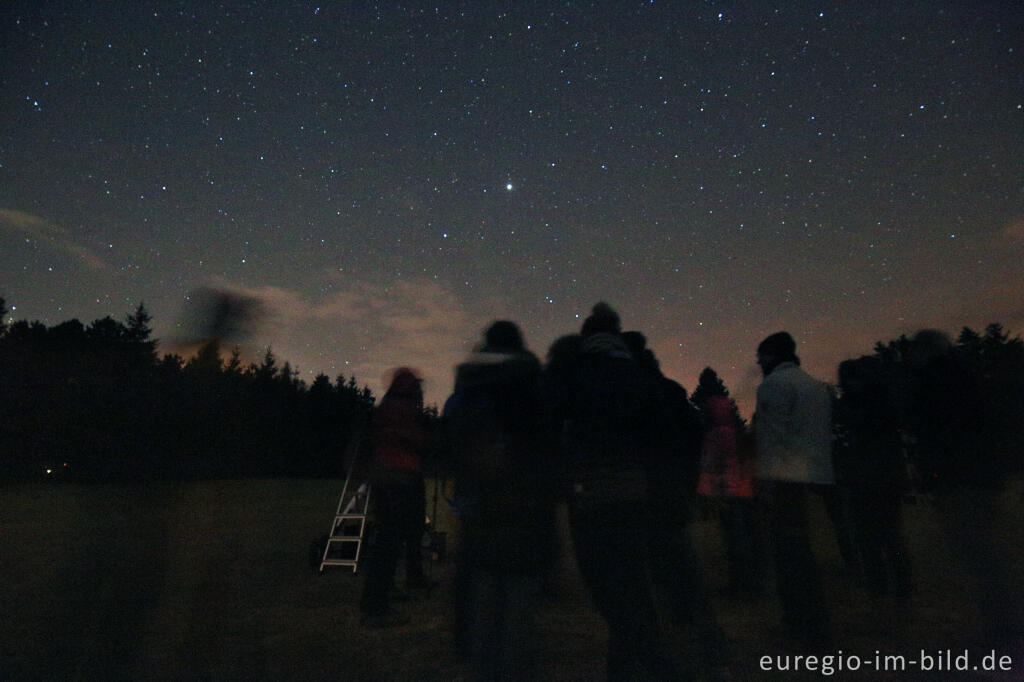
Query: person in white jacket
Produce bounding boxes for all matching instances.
[754,331,833,648]
[756,347,835,486]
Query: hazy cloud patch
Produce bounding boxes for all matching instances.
[999,217,1024,246]
[0,208,105,270]
[177,277,477,404]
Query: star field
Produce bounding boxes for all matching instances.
[1,2,1021,411]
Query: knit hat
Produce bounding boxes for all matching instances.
[385,367,422,398]
[757,331,797,360]
[484,320,524,351]
[580,302,621,338]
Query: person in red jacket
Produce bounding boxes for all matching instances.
[697,394,764,599]
[360,367,431,627]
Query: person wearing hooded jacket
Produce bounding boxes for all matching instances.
[443,320,558,680]
[624,331,730,676]
[544,303,680,681]
[359,367,430,627]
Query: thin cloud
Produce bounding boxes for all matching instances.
[999,217,1024,247]
[0,208,105,270]
[190,277,477,405]
[343,278,477,402]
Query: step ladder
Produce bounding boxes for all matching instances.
[319,427,372,573]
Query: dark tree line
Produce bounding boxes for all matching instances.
[2,293,1021,485]
[684,328,1024,493]
[693,324,1023,487]
[869,323,1024,487]
[0,297,376,481]
[692,321,1019,471]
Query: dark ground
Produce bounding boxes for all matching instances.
[1,477,1021,680]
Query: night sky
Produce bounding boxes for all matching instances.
[2,2,1021,414]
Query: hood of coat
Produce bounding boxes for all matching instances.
[385,366,423,401]
[454,350,540,390]
[580,332,632,360]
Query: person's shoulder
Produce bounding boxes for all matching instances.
[660,375,684,393]
[792,366,830,392]
[459,350,541,386]
[760,366,790,387]
[777,362,822,386]
[511,349,541,371]
[758,364,802,401]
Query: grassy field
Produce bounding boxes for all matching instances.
[1,477,1021,680]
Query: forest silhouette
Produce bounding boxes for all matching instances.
[1,295,1021,485]
[0,297,375,481]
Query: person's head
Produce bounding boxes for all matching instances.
[483,320,524,353]
[546,333,582,365]
[385,366,423,403]
[622,330,659,371]
[757,331,798,376]
[906,329,953,370]
[580,302,621,338]
[621,330,646,358]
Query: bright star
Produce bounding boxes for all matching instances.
[506,182,514,191]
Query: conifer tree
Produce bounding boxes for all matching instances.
[691,366,729,409]
[225,347,243,374]
[125,302,153,343]
[254,347,278,381]
[187,340,223,374]
[691,366,746,426]
[124,302,158,367]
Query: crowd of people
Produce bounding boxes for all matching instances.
[354,302,1021,681]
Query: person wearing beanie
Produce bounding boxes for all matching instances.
[754,331,834,648]
[755,332,833,484]
[756,331,797,368]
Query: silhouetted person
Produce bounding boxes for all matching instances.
[836,355,913,601]
[754,332,833,648]
[904,329,1022,653]
[360,367,430,628]
[443,320,557,680]
[904,329,993,491]
[623,330,730,676]
[696,393,765,600]
[544,303,680,681]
